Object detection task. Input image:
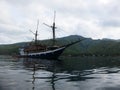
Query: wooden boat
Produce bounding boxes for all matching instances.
[19,12,84,59]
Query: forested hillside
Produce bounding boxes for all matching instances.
[0,35,120,56]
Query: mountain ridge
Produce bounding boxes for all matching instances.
[0,35,120,56]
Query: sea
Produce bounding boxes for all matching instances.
[0,55,120,90]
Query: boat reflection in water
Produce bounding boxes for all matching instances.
[22,58,62,90]
[18,56,120,90]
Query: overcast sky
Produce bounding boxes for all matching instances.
[0,0,120,44]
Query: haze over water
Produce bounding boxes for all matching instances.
[0,55,120,90]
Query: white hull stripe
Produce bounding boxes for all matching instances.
[24,47,65,56]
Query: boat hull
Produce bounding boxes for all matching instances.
[19,47,66,59]
[18,39,85,59]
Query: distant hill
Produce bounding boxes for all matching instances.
[0,35,120,56]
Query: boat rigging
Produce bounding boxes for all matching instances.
[43,11,57,45]
[19,12,85,59]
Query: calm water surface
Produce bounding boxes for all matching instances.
[0,55,120,90]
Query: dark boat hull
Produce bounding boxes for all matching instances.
[20,47,66,59]
[18,39,85,59]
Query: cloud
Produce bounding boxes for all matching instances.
[100,20,120,27]
[0,0,120,44]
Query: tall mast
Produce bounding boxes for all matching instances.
[43,11,57,46]
[30,20,39,45]
[52,11,56,45]
[35,20,39,45]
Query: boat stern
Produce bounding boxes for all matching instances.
[19,48,25,56]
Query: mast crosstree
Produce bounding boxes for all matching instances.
[29,20,39,45]
[43,11,57,45]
